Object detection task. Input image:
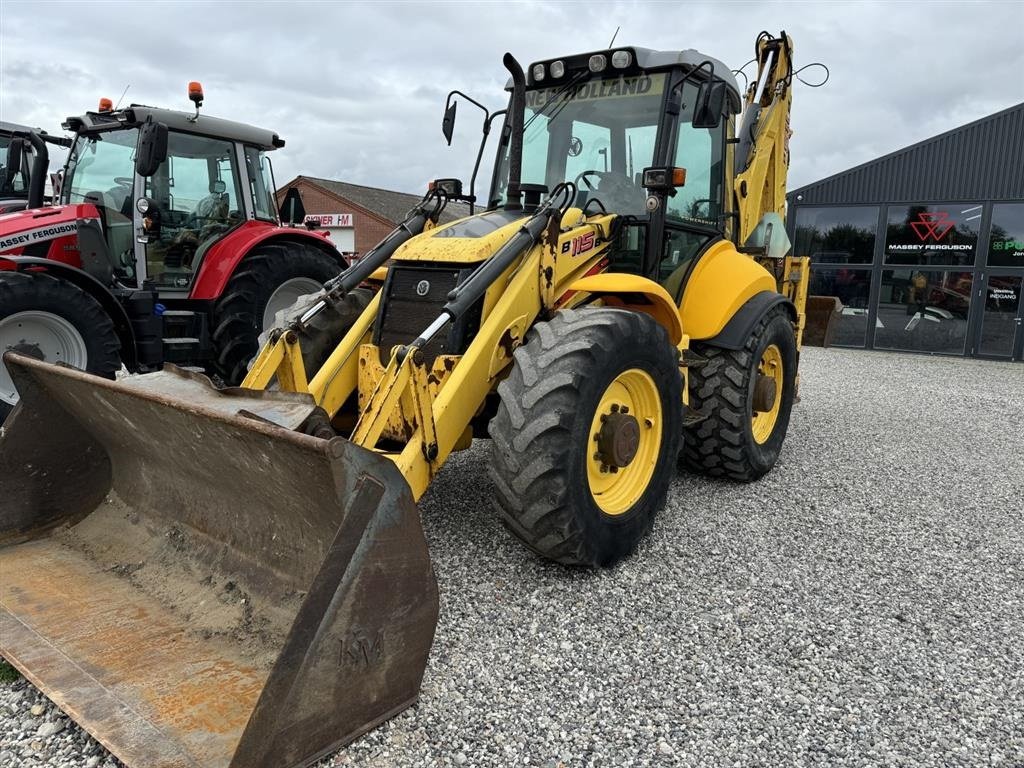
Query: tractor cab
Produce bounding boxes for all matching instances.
[487,47,743,302]
[0,121,70,214]
[60,87,284,292]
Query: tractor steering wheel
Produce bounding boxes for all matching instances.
[112,177,134,188]
[574,170,603,191]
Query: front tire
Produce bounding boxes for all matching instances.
[211,242,341,384]
[0,272,121,423]
[682,305,797,481]
[488,308,683,567]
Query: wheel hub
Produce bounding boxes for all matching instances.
[596,407,641,469]
[752,374,777,413]
[10,341,45,361]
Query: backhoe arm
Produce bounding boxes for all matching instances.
[733,32,795,244]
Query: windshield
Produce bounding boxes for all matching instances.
[0,135,29,199]
[63,128,139,210]
[492,72,666,215]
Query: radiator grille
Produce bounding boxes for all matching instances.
[375,265,472,363]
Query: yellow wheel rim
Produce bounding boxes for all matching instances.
[751,343,784,445]
[586,368,663,517]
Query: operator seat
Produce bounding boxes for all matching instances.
[195,179,229,222]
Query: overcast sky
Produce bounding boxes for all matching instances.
[2,0,1021,199]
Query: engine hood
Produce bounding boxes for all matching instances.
[0,204,101,254]
[392,208,529,265]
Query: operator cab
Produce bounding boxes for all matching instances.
[489,47,741,300]
[60,89,283,292]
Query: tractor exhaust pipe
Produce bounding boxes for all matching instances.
[25,132,48,209]
[503,53,526,211]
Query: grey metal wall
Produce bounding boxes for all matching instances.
[788,102,1024,205]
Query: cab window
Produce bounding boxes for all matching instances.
[144,134,243,289]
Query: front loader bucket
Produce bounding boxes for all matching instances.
[0,353,439,768]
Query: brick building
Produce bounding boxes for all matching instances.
[275,176,463,259]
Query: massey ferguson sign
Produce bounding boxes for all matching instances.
[885,204,980,261]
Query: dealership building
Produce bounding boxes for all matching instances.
[786,102,1024,361]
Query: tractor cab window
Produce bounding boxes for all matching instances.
[667,85,725,227]
[64,128,139,274]
[143,133,244,289]
[494,72,667,217]
[245,146,276,221]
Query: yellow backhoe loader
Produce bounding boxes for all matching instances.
[1,32,810,768]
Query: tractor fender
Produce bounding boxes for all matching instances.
[679,241,778,341]
[702,290,796,351]
[0,255,138,370]
[189,221,344,300]
[568,273,683,346]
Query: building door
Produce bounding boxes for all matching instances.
[972,273,1023,360]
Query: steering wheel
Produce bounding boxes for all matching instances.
[574,170,602,191]
[112,177,134,188]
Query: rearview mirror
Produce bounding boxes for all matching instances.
[442,101,457,146]
[5,138,24,185]
[136,120,168,177]
[279,187,306,226]
[693,81,726,129]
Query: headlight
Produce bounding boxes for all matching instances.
[136,197,150,214]
[532,63,545,82]
[611,50,632,69]
[550,60,565,78]
[588,54,607,73]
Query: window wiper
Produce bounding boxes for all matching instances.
[523,70,591,131]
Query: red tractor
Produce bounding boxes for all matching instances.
[0,85,344,421]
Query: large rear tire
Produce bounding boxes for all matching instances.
[488,308,683,567]
[682,305,797,481]
[211,242,341,384]
[0,272,121,424]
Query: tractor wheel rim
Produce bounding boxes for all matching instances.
[262,277,324,331]
[586,368,663,517]
[0,311,88,405]
[751,343,783,445]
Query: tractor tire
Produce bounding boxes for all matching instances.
[211,242,341,384]
[682,305,797,481]
[488,308,682,567]
[295,287,374,377]
[0,271,121,424]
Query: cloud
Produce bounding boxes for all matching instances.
[1,0,1020,196]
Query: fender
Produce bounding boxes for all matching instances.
[568,273,683,346]
[0,255,138,371]
[679,240,778,340]
[703,291,796,351]
[189,221,344,300]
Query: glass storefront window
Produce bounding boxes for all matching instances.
[884,203,981,266]
[793,206,878,264]
[874,269,973,354]
[988,203,1024,267]
[808,267,873,347]
[978,276,1022,357]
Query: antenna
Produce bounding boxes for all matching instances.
[608,26,620,47]
[113,84,131,110]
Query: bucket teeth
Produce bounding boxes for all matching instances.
[0,352,439,768]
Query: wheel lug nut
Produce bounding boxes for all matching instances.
[600,414,608,423]
[610,466,619,473]
[620,406,629,414]
[610,404,619,413]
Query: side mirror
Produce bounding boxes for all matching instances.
[692,81,727,129]
[5,138,24,185]
[279,186,306,226]
[442,101,457,146]
[136,121,168,177]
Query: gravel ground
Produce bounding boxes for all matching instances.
[2,347,1023,767]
